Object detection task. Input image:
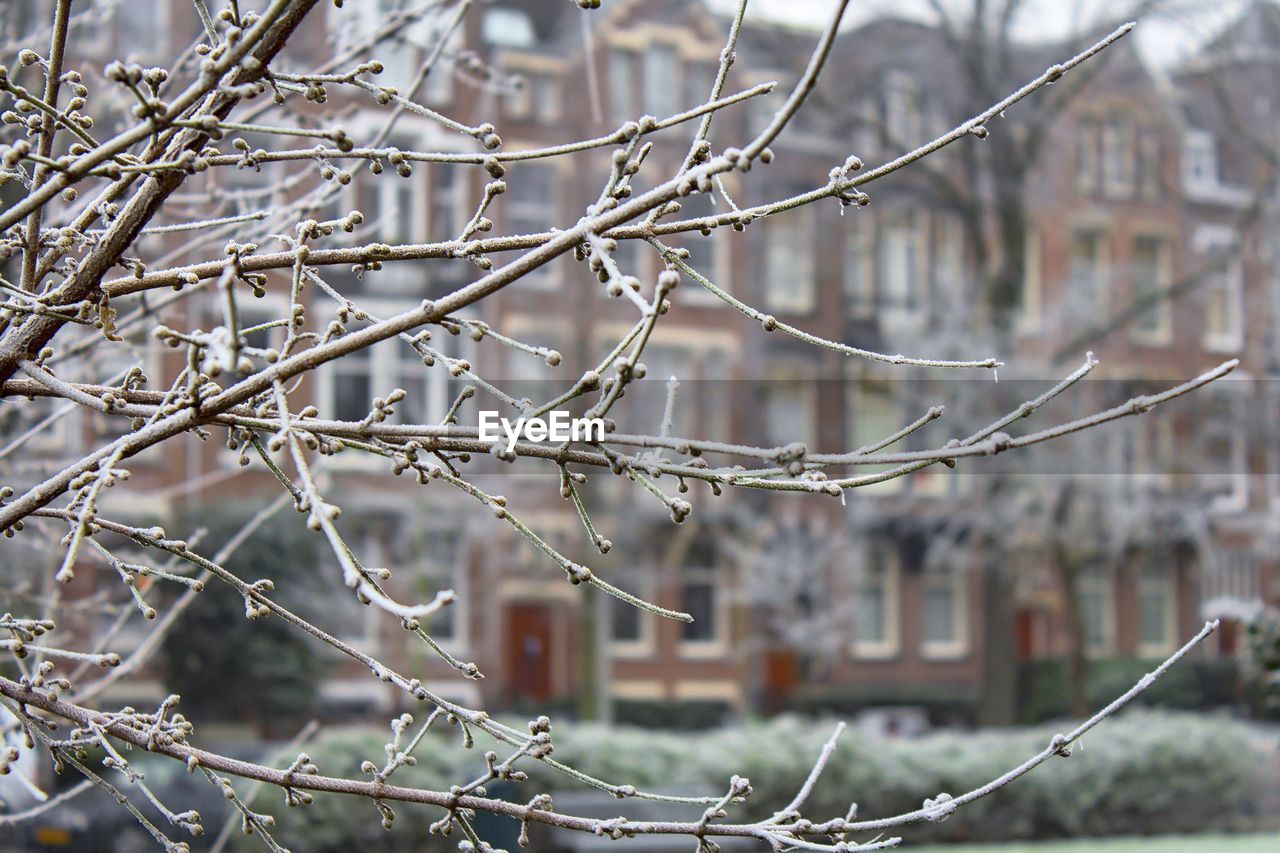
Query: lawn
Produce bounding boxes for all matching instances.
[909,834,1279,852]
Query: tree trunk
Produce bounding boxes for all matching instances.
[979,559,1019,726]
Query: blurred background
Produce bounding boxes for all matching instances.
[2,0,1279,850]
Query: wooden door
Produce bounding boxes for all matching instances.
[507,604,553,702]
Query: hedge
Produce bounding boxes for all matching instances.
[238,710,1272,851]
[1016,658,1241,724]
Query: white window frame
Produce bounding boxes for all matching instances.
[1077,567,1116,657]
[762,366,816,449]
[609,566,658,659]
[671,189,727,305]
[1130,232,1174,345]
[1101,117,1135,198]
[1195,226,1245,352]
[850,544,901,660]
[884,69,921,145]
[676,561,730,659]
[1076,117,1100,194]
[845,223,876,318]
[762,207,817,314]
[1182,129,1218,192]
[609,49,637,124]
[1136,560,1177,658]
[1068,226,1111,315]
[847,376,907,495]
[504,161,561,289]
[643,42,679,118]
[880,209,927,318]
[317,298,458,469]
[1203,387,1249,513]
[114,0,169,63]
[920,568,969,660]
[411,520,469,655]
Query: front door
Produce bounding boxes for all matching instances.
[507,604,553,702]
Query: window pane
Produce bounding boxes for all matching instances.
[763,209,815,312]
[923,576,956,645]
[881,212,920,309]
[763,381,811,448]
[333,348,374,422]
[1070,230,1108,311]
[610,51,635,123]
[644,44,678,117]
[855,581,886,644]
[1132,235,1168,334]
[612,597,641,642]
[681,581,716,641]
[854,549,891,646]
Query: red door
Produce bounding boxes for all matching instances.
[507,604,553,702]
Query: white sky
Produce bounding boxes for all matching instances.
[706,0,1257,71]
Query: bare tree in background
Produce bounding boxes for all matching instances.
[0,1,1235,849]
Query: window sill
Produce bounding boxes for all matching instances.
[848,643,900,661]
[677,640,728,660]
[920,643,969,661]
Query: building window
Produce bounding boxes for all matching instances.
[1202,550,1262,615]
[330,345,375,423]
[1068,228,1110,314]
[1077,565,1114,655]
[366,159,419,292]
[1201,394,1248,511]
[1076,117,1100,194]
[218,131,286,210]
[679,539,722,653]
[505,164,558,287]
[1138,130,1162,200]
[610,564,656,657]
[1182,129,1217,190]
[762,373,814,448]
[369,166,419,247]
[483,7,535,48]
[382,521,468,647]
[429,164,462,242]
[326,518,387,646]
[422,26,459,106]
[372,1,417,91]
[628,341,694,439]
[511,74,558,123]
[612,594,643,644]
[845,225,876,317]
[1101,117,1135,198]
[114,0,166,62]
[883,70,922,146]
[428,165,473,291]
[851,544,899,658]
[881,210,925,312]
[684,62,716,111]
[1203,256,1244,351]
[848,378,905,495]
[669,190,722,303]
[321,307,457,431]
[643,43,678,117]
[609,50,637,123]
[762,206,816,313]
[921,568,967,659]
[1136,560,1176,657]
[1131,235,1172,343]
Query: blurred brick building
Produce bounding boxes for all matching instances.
[3,0,1278,727]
